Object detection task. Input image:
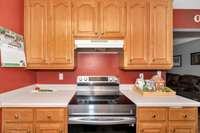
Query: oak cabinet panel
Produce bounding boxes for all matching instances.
[124,0,149,67]
[35,123,65,133]
[137,107,198,133]
[25,0,74,69]
[149,0,172,66]
[169,122,196,133]
[100,0,125,38]
[121,0,173,70]
[49,0,74,66]
[138,122,166,133]
[2,108,67,133]
[25,0,47,65]
[4,123,33,133]
[72,0,98,37]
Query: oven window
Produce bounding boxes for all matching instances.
[69,124,136,133]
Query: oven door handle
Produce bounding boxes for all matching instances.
[69,116,135,125]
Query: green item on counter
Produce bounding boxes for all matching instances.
[162,87,173,92]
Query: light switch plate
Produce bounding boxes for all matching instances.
[59,72,64,80]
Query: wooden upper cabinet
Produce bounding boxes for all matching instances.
[100,0,126,38]
[72,0,98,38]
[125,0,148,67]
[48,0,73,65]
[149,0,172,66]
[25,0,74,69]
[25,0,47,65]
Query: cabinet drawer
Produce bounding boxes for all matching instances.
[36,108,65,122]
[138,108,167,121]
[3,108,33,122]
[169,108,196,121]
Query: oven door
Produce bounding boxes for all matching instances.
[69,116,136,133]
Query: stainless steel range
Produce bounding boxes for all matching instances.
[68,76,136,133]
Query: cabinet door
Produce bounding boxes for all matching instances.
[149,0,172,66]
[168,122,196,133]
[100,0,125,38]
[72,0,98,37]
[138,122,166,133]
[124,0,149,68]
[4,123,33,133]
[48,0,74,66]
[25,0,47,65]
[36,123,65,133]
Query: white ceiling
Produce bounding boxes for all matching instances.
[173,0,200,9]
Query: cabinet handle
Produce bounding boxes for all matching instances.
[152,59,155,62]
[140,129,144,132]
[173,129,176,133]
[14,114,19,119]
[101,32,104,35]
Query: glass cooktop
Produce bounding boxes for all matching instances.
[69,94,134,105]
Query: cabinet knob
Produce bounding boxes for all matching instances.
[47,115,52,119]
[184,114,188,118]
[152,115,156,118]
[140,129,144,132]
[14,114,19,119]
[101,32,104,35]
[152,59,155,62]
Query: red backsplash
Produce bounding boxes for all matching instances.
[36,53,166,84]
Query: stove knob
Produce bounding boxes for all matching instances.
[84,77,87,81]
[79,77,83,81]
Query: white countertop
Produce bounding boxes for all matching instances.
[0,84,200,107]
[0,84,76,107]
[120,85,200,107]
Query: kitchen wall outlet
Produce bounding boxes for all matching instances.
[59,72,64,80]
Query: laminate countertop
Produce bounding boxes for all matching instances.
[1,84,200,107]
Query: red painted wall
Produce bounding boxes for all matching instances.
[173,9,200,28]
[0,0,36,93]
[37,53,165,84]
[0,0,36,130]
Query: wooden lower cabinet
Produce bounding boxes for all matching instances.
[138,122,166,133]
[169,122,196,133]
[4,123,33,133]
[2,108,67,133]
[36,123,65,133]
[137,107,198,133]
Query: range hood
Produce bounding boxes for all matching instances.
[75,40,124,49]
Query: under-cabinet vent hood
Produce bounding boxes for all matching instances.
[75,40,124,49]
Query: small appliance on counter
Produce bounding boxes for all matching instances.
[68,76,136,133]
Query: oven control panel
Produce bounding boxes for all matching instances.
[77,76,119,84]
